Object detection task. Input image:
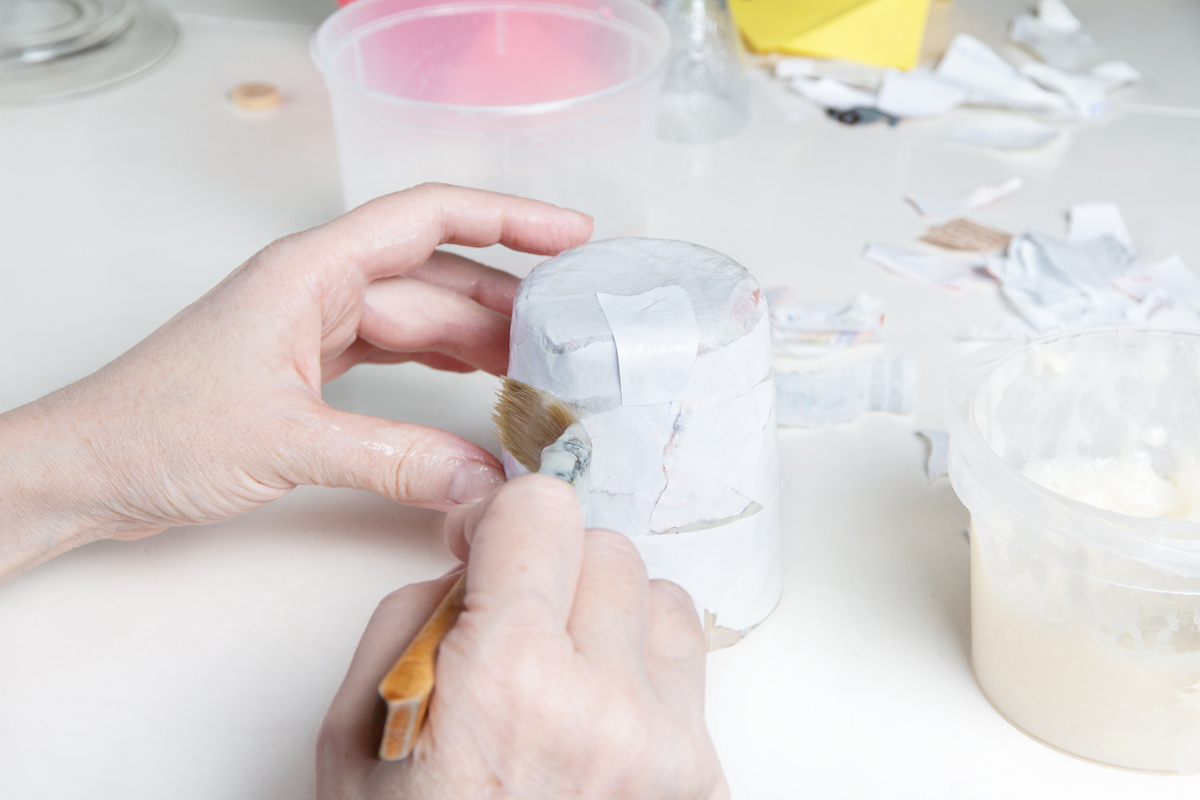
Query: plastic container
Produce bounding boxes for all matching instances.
[947,328,1200,773]
[311,0,670,239]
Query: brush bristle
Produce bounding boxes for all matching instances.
[493,378,580,473]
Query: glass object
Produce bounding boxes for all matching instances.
[654,0,749,142]
[0,0,178,104]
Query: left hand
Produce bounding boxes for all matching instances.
[0,184,592,579]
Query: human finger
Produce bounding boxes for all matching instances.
[316,568,462,776]
[320,340,477,383]
[644,579,707,719]
[443,493,498,562]
[313,184,593,282]
[463,474,585,633]
[288,404,505,509]
[360,278,510,375]
[408,250,521,317]
[567,529,650,667]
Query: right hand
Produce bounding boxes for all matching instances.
[317,474,730,799]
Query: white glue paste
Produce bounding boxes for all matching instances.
[950,329,1200,771]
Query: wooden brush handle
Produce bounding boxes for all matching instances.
[377,572,467,761]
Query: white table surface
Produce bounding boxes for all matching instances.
[3,1,1200,797]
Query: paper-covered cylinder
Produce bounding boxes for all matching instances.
[505,238,781,648]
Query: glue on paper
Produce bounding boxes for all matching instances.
[507,238,781,641]
[597,286,699,406]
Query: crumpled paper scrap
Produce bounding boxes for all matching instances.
[771,0,1137,143]
[1009,0,1104,71]
[875,68,967,118]
[971,203,1200,337]
[776,356,917,428]
[766,289,885,359]
[936,33,1073,118]
[906,176,1022,217]
[988,230,1134,332]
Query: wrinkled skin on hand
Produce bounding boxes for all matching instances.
[0,185,592,578]
[318,475,731,800]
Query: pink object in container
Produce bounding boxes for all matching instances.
[312,0,670,240]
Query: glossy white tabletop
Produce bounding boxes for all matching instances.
[3,1,1200,797]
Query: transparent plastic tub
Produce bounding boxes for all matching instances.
[947,328,1200,773]
[311,0,670,239]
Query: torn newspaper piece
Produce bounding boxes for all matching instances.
[906,177,1022,217]
[776,356,917,428]
[865,243,984,288]
[988,231,1134,332]
[766,289,884,358]
[973,203,1200,338]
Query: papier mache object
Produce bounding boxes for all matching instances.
[505,238,782,649]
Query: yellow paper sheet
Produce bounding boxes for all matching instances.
[730,0,933,70]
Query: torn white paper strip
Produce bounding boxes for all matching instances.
[766,289,884,358]
[917,429,950,481]
[949,114,1060,150]
[935,33,1073,118]
[774,57,818,80]
[777,57,884,90]
[789,75,876,111]
[1068,202,1135,252]
[864,243,983,288]
[906,176,1022,217]
[1009,0,1105,71]
[876,69,967,118]
[776,356,917,428]
[597,286,700,406]
[1021,61,1109,119]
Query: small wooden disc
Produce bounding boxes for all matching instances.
[230,81,281,110]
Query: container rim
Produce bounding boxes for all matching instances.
[310,0,671,118]
[946,327,1200,565]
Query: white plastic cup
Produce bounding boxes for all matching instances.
[947,328,1200,772]
[311,0,670,239]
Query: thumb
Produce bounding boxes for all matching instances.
[289,406,505,510]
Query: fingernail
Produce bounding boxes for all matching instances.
[449,461,504,504]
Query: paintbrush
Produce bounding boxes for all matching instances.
[376,377,592,761]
